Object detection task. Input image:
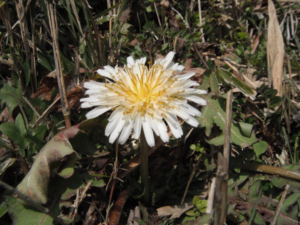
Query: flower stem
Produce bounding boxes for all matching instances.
[140,131,150,205]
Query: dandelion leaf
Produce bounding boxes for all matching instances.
[198,95,256,147]
[16,125,81,204]
[6,196,54,225]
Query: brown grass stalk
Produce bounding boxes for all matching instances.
[46,1,71,128]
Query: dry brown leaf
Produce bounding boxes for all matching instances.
[267,0,285,96]
[157,203,193,219]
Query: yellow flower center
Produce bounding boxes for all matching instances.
[105,64,176,116]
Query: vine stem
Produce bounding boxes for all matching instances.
[140,131,150,205]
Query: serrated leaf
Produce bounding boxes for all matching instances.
[198,95,257,147]
[217,68,256,100]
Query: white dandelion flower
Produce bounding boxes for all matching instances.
[80,52,207,147]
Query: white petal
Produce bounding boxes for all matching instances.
[147,114,159,136]
[156,119,169,142]
[81,102,92,108]
[137,57,147,65]
[184,115,199,127]
[160,51,175,69]
[177,72,195,81]
[133,115,142,139]
[85,106,111,119]
[183,104,202,117]
[104,65,117,75]
[127,56,135,66]
[165,112,180,128]
[118,121,132,144]
[84,80,105,89]
[142,117,155,147]
[183,80,199,87]
[165,117,183,138]
[109,118,126,143]
[175,65,185,71]
[185,95,207,105]
[174,107,189,120]
[97,69,112,79]
[105,117,120,136]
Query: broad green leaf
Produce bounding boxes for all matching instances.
[198,95,257,147]
[17,125,81,204]
[0,122,26,156]
[0,81,23,113]
[217,68,256,100]
[15,114,26,136]
[253,141,268,157]
[6,197,54,225]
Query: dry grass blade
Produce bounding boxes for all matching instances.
[267,0,285,96]
[46,1,71,128]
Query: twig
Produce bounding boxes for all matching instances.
[181,152,203,204]
[271,184,290,225]
[234,163,300,180]
[213,152,224,225]
[197,0,205,42]
[153,2,165,44]
[106,141,120,223]
[192,43,209,70]
[70,181,93,220]
[220,89,233,223]
[206,177,216,214]
[0,180,65,224]
[22,96,41,117]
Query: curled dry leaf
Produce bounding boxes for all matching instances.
[16,124,81,204]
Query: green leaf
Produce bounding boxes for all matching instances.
[216,68,256,100]
[15,114,26,136]
[0,81,23,113]
[0,201,7,217]
[253,141,268,158]
[17,125,81,204]
[238,122,253,137]
[92,179,106,187]
[0,122,26,156]
[198,95,257,147]
[6,197,54,225]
